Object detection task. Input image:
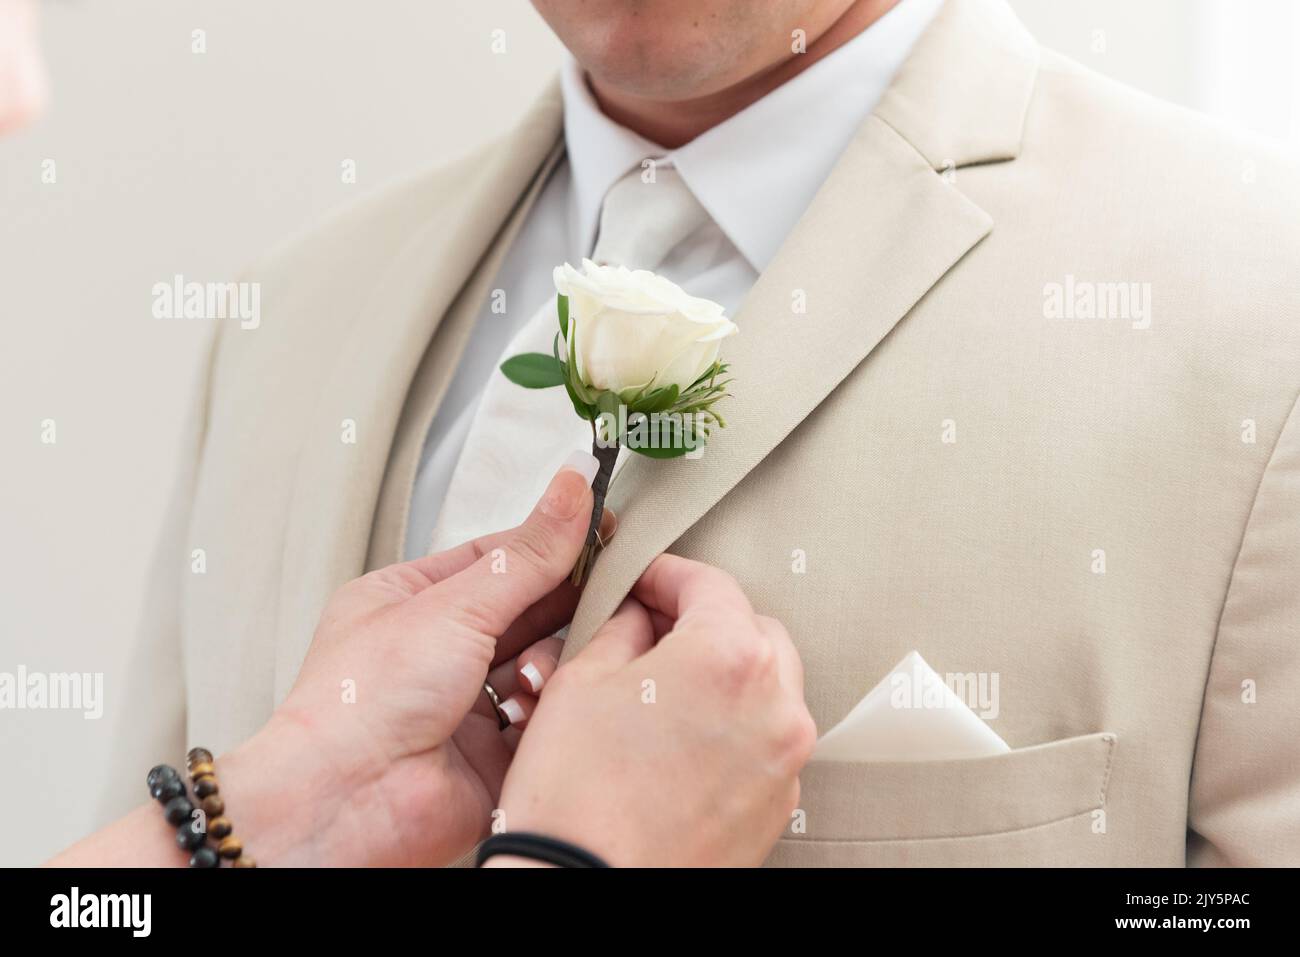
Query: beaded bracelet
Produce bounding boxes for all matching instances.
[186,747,256,868]
[146,764,219,867]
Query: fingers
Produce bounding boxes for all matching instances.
[632,553,754,624]
[517,636,564,694]
[493,506,618,664]
[412,497,618,596]
[471,635,563,726]
[575,597,656,674]
[647,608,675,640]
[414,452,599,637]
[631,559,804,703]
[756,614,805,697]
[499,692,537,728]
[473,659,534,727]
[492,581,578,664]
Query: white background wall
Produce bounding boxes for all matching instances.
[2,0,1296,865]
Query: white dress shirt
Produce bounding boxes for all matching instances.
[403,0,943,559]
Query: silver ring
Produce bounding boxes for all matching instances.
[482,681,509,731]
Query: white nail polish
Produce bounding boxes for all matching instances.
[501,698,527,726]
[561,450,600,486]
[520,662,545,693]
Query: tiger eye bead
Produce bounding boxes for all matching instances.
[200,794,225,817]
[232,856,257,868]
[209,816,233,839]
[193,776,219,798]
[217,836,243,860]
[188,761,215,780]
[186,747,214,770]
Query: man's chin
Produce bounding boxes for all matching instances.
[583,60,752,107]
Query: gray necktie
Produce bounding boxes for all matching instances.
[591,164,709,270]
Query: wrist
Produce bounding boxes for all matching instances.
[226,708,479,867]
[214,710,349,866]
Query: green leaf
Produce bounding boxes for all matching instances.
[629,441,694,459]
[566,327,597,404]
[500,353,565,389]
[634,384,680,414]
[557,295,569,340]
[621,409,711,458]
[618,385,647,407]
[563,377,595,420]
[596,390,621,419]
[686,361,727,391]
[593,392,621,445]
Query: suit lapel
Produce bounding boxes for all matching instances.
[564,0,1039,657]
[366,143,567,570]
[273,84,563,696]
[565,119,993,656]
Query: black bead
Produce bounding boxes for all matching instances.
[162,795,194,826]
[146,764,181,792]
[188,846,220,869]
[175,823,206,851]
[150,776,187,802]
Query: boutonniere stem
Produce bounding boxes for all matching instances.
[572,427,621,585]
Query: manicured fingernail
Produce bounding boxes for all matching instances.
[520,662,546,693]
[562,450,600,485]
[501,698,527,726]
[540,451,599,520]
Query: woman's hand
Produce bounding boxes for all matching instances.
[220,453,609,867]
[490,555,816,867]
[53,460,814,870]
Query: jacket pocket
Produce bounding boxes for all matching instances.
[768,731,1117,866]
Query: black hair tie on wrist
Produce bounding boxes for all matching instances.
[477,832,610,868]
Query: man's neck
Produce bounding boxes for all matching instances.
[587,0,902,149]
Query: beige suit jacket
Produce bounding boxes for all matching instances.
[105,0,1300,865]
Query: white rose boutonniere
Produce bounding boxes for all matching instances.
[501,259,738,583]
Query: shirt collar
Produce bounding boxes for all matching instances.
[560,61,665,260]
[561,0,945,272]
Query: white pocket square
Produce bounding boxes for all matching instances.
[812,650,1010,762]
